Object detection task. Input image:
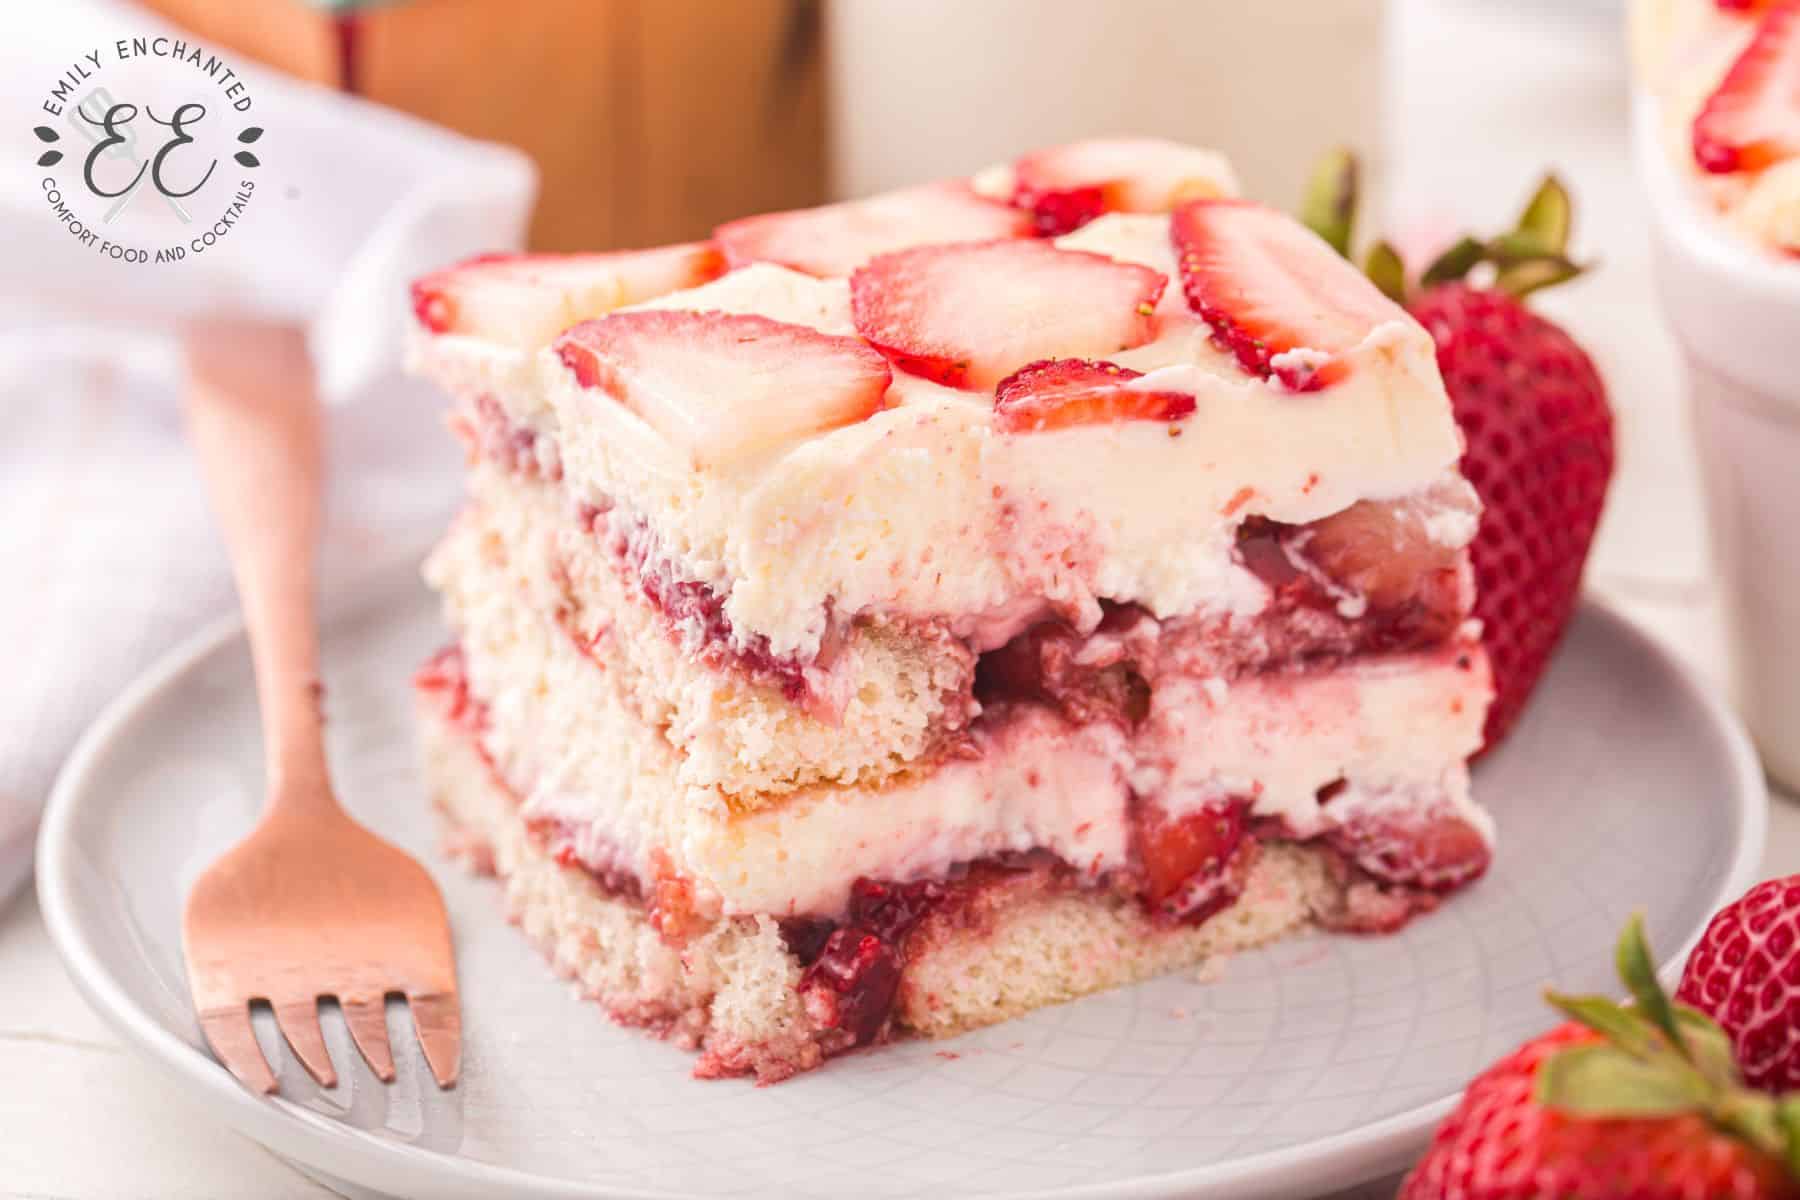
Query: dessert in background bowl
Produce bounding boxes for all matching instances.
[1631,0,1800,791]
[404,138,1505,1082]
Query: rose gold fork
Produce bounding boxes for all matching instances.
[180,321,460,1094]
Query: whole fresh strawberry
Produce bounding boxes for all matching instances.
[1410,281,1613,748]
[1300,157,1615,751]
[1402,916,1800,1199]
[1679,875,1800,1092]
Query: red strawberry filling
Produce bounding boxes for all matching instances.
[1137,799,1257,924]
[789,875,965,1049]
[448,394,561,481]
[414,645,485,736]
[973,603,1156,729]
[1324,805,1491,892]
[1233,499,1469,658]
[586,503,815,702]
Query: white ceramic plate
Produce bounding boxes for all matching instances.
[37,572,1765,1200]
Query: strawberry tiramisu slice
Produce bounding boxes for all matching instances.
[407,138,1494,1082]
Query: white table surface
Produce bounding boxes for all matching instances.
[5,2,1796,1197]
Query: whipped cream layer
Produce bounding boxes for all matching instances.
[412,216,1468,661]
[1633,0,1800,256]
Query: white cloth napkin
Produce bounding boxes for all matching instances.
[0,1,537,904]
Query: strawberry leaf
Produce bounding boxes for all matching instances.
[1617,913,1686,1056]
[1495,256,1584,299]
[1708,1088,1795,1173]
[1674,1004,1743,1088]
[1536,1043,1710,1116]
[1546,990,1664,1058]
[1420,236,1485,288]
[1362,240,1407,303]
[1299,148,1358,259]
[1776,1097,1800,1180]
[1515,174,1572,257]
[1486,229,1562,267]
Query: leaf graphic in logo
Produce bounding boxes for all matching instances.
[234,150,260,168]
[33,126,60,143]
[37,150,63,167]
[238,127,263,144]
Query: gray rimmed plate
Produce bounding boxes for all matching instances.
[36,571,1765,1200]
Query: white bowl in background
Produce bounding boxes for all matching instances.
[1633,91,1800,792]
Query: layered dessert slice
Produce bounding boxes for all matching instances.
[408,138,1495,1082]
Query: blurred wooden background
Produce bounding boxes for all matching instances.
[138,0,829,252]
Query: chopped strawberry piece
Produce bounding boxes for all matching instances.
[1011,137,1238,235]
[1169,199,1408,391]
[800,931,902,1047]
[1692,3,1800,173]
[410,243,725,348]
[849,240,1165,390]
[554,310,891,467]
[1296,485,1473,625]
[973,606,1154,726]
[646,850,705,945]
[1326,806,1490,891]
[1136,799,1253,923]
[992,358,1195,432]
[1718,0,1784,14]
[714,181,1031,278]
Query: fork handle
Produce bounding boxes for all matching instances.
[184,321,334,808]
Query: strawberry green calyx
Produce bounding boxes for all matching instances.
[1299,148,1358,258]
[1420,236,1485,289]
[1296,150,1588,302]
[1513,173,1574,257]
[1361,241,1407,304]
[1538,914,1800,1182]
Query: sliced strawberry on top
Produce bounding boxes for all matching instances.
[1011,137,1239,236]
[1692,3,1800,173]
[410,243,726,349]
[553,310,891,467]
[849,240,1166,391]
[992,358,1195,433]
[1170,199,1409,392]
[714,181,1032,278]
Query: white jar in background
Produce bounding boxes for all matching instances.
[1633,91,1800,792]
[825,0,1387,209]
